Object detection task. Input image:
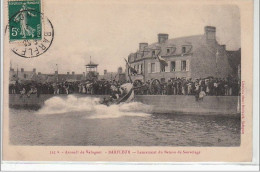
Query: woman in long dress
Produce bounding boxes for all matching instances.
[14,3,37,38]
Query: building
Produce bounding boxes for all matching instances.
[226,48,241,76]
[126,26,239,83]
[9,68,37,83]
[48,71,85,83]
[99,70,117,81]
[118,67,127,84]
[9,67,85,83]
[99,67,126,83]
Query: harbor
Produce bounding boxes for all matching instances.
[9,95,241,146]
[9,108,241,146]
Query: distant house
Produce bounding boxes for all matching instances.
[46,71,85,83]
[9,68,37,82]
[99,67,126,83]
[127,26,240,83]
[9,68,84,83]
[99,70,117,81]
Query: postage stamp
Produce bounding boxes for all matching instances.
[8,0,41,41]
[9,15,54,58]
[6,0,54,58]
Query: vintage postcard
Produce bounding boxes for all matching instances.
[2,0,255,163]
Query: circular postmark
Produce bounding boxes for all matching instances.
[6,9,54,58]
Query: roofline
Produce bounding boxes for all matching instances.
[149,34,204,46]
[128,34,204,55]
[85,64,98,66]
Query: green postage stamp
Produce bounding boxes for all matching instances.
[8,0,41,41]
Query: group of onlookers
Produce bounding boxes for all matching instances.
[9,80,121,96]
[134,77,240,96]
[9,76,240,97]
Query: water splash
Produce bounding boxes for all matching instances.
[37,95,152,119]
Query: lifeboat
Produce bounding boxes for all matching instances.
[100,83,134,106]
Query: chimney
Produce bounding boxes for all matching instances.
[139,43,148,51]
[221,45,226,50]
[55,71,58,75]
[33,68,36,73]
[158,33,169,43]
[67,72,70,75]
[204,26,216,40]
[21,68,24,72]
[104,70,107,74]
[83,72,85,77]
[72,71,75,75]
[38,72,41,75]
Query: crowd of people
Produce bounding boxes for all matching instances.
[9,80,121,96]
[134,77,240,97]
[9,76,240,98]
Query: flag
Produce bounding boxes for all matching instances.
[156,51,168,66]
[124,59,137,74]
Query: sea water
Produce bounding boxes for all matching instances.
[9,95,241,146]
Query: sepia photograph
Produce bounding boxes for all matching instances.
[2,0,255,163]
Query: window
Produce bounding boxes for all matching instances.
[181,61,186,71]
[171,61,176,72]
[152,51,155,56]
[167,48,170,54]
[182,47,186,53]
[137,64,139,73]
[160,64,165,72]
[140,64,143,74]
[151,63,155,73]
[24,74,26,78]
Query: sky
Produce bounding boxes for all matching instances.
[9,0,241,75]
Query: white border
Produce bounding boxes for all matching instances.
[1,0,4,169]
[1,0,259,171]
[1,162,260,172]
